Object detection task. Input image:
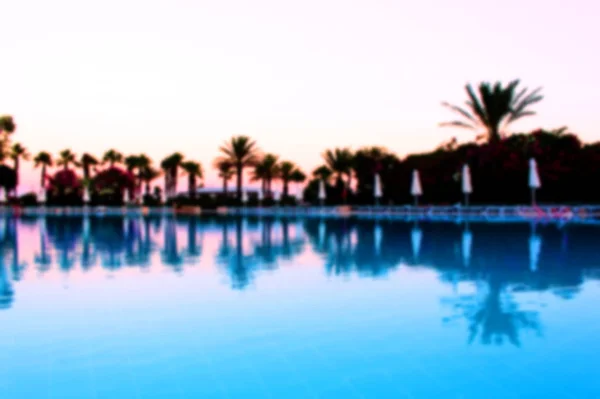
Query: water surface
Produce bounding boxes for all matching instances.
[1,216,599,398]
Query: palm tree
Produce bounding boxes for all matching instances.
[160,152,184,198]
[33,152,53,188]
[278,161,304,197]
[219,136,260,200]
[213,158,234,194]
[10,143,30,194]
[180,161,203,197]
[102,149,123,168]
[440,80,543,143]
[255,154,279,195]
[0,116,15,134]
[57,149,77,170]
[312,165,333,181]
[79,153,99,181]
[290,169,307,200]
[139,166,161,195]
[323,148,353,186]
[251,160,269,195]
[124,155,141,174]
[136,154,152,191]
[0,116,16,165]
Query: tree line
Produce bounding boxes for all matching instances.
[2,79,600,206]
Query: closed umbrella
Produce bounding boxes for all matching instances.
[273,191,281,204]
[318,180,326,206]
[295,184,304,203]
[411,170,422,206]
[374,174,382,206]
[529,158,541,206]
[241,190,248,205]
[83,187,90,204]
[0,190,5,204]
[38,189,46,205]
[257,189,264,205]
[462,164,472,206]
[123,189,130,205]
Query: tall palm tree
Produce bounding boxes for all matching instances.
[440,80,543,143]
[0,116,16,165]
[213,158,234,194]
[312,165,333,181]
[139,166,161,195]
[180,161,203,197]
[136,154,152,191]
[160,152,184,198]
[323,148,353,186]
[10,143,30,194]
[219,136,260,200]
[102,149,123,168]
[33,151,53,188]
[79,153,99,181]
[0,116,15,134]
[278,161,303,197]
[124,155,141,174]
[251,161,269,195]
[255,154,279,195]
[290,169,307,199]
[57,149,77,170]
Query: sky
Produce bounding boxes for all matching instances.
[2,0,599,192]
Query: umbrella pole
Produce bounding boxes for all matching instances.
[531,188,536,206]
[414,196,418,207]
[464,193,469,207]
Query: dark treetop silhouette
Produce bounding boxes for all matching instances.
[2,80,600,205]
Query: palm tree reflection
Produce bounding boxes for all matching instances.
[0,256,13,310]
[184,218,203,263]
[3,215,600,349]
[34,217,52,273]
[161,217,183,273]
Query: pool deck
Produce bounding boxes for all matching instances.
[2,204,600,224]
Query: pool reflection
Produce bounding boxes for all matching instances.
[2,215,600,348]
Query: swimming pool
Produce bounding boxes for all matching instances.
[1,216,599,398]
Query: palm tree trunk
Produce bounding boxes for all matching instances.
[40,165,46,188]
[283,179,289,197]
[236,164,242,200]
[222,178,227,194]
[189,175,195,197]
[13,159,19,196]
[172,168,178,197]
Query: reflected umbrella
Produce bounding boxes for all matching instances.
[411,223,422,261]
[374,223,382,256]
[0,217,5,241]
[462,225,472,267]
[318,220,326,248]
[529,224,542,272]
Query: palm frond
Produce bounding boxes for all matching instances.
[439,121,477,129]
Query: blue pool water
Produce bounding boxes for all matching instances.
[1,216,600,398]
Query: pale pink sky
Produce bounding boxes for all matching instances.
[2,0,599,192]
